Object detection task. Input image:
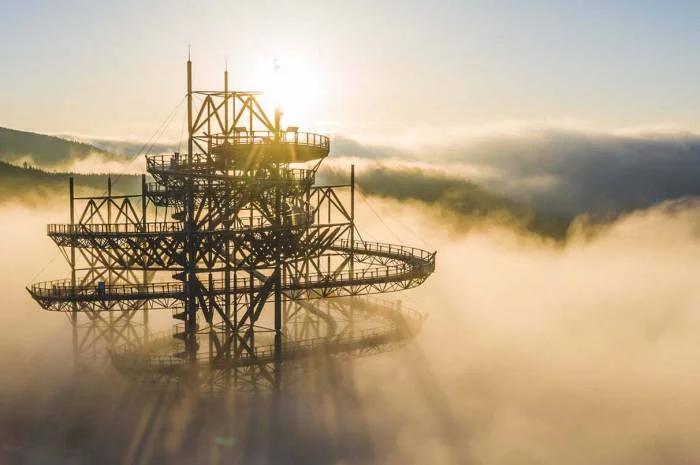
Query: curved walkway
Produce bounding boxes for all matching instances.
[28,241,436,311]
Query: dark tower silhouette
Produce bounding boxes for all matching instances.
[27,59,436,391]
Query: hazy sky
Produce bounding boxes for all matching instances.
[0,0,698,140]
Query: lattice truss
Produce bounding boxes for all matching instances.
[28,60,436,390]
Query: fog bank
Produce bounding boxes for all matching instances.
[332,128,700,217]
[1,195,699,464]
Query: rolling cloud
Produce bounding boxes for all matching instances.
[48,126,700,221]
[8,126,700,237]
[331,128,700,217]
[2,198,700,464]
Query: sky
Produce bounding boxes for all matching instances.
[0,0,698,141]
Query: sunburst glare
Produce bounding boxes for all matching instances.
[254,54,324,129]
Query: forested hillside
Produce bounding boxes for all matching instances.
[0,126,124,167]
[0,161,142,205]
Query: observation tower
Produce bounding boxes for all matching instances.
[27,59,436,391]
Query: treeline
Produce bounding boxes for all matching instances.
[0,126,126,167]
[0,161,142,206]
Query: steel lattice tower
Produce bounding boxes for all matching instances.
[28,59,436,391]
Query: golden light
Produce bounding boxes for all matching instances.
[254,55,324,128]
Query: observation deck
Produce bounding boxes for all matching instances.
[46,213,314,238]
[146,153,318,184]
[28,241,436,312]
[210,131,330,164]
[44,217,351,270]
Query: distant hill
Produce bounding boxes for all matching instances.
[0,160,142,206]
[0,126,125,168]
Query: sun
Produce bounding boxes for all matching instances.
[255,55,323,129]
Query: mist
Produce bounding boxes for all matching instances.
[12,126,700,231]
[332,127,700,218]
[2,188,700,464]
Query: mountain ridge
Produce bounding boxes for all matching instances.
[0,160,142,205]
[0,126,124,168]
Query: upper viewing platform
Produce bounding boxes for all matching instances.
[210,130,330,164]
[180,61,331,170]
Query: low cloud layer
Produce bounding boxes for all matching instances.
[2,195,700,464]
[320,164,570,239]
[15,125,700,221]
[4,125,700,462]
[332,128,700,217]
[0,161,143,207]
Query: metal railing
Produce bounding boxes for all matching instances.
[29,280,184,298]
[48,222,182,235]
[29,240,435,301]
[334,239,435,262]
[47,211,314,236]
[30,264,419,301]
[209,131,329,149]
[146,154,316,181]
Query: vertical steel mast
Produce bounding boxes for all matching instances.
[184,55,198,364]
